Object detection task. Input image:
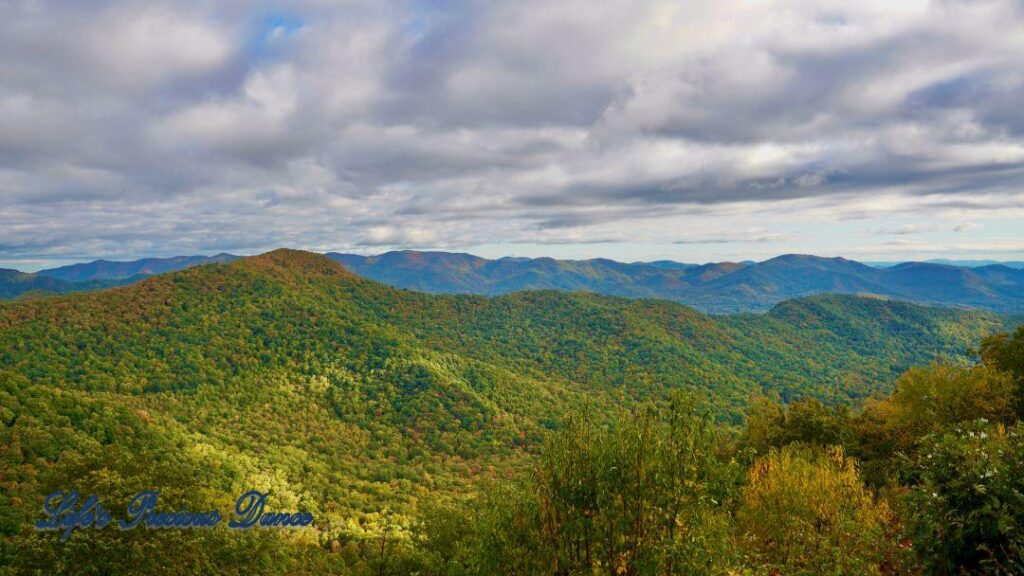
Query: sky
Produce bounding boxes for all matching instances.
[2,0,1024,270]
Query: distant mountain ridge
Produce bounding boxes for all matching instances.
[0,268,135,299]
[38,253,237,282]
[3,250,1023,314]
[0,269,77,299]
[329,251,1024,314]
[869,259,1024,269]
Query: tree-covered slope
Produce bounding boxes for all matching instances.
[0,250,1015,572]
[3,250,1002,407]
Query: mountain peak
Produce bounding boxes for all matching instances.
[235,249,355,279]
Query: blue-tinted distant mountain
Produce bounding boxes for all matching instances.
[698,255,1023,312]
[0,254,238,300]
[925,259,1024,268]
[328,251,726,300]
[868,259,1024,269]
[0,268,137,299]
[5,250,1024,314]
[38,253,238,282]
[0,269,74,298]
[328,251,1024,314]
[971,264,1024,285]
[880,262,1023,311]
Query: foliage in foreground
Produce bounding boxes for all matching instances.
[905,420,1024,576]
[466,398,739,576]
[736,446,900,575]
[409,351,1024,576]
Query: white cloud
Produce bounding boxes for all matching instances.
[85,5,233,91]
[2,0,1024,266]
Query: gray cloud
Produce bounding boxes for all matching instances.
[674,232,790,245]
[2,0,1024,266]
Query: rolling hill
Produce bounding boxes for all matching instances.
[1,250,1012,524]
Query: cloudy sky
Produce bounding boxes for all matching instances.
[3,0,1024,269]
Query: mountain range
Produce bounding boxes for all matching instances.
[869,258,1024,268]
[329,251,1024,313]
[0,249,1018,572]
[0,250,1011,505]
[0,254,238,299]
[0,269,131,299]
[3,250,1024,314]
[38,253,238,282]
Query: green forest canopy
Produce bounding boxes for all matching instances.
[1,249,1021,575]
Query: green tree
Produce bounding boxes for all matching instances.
[739,396,852,456]
[855,363,1016,484]
[980,325,1024,417]
[422,396,742,576]
[904,420,1024,576]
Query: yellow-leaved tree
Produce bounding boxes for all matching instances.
[736,445,905,576]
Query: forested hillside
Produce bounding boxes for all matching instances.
[0,250,1019,574]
